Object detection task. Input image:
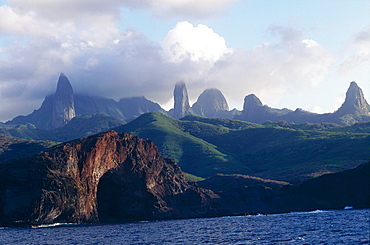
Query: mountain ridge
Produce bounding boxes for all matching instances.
[10,74,165,129]
[6,74,370,129]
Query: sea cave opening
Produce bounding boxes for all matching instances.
[97,171,124,223]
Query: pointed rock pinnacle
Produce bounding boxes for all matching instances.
[51,73,76,128]
[173,81,191,119]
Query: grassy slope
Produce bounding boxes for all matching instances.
[117,112,370,183]
[2,112,368,184]
[115,112,254,177]
[184,118,370,183]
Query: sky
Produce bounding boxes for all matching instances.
[0,0,369,122]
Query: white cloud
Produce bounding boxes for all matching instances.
[304,105,323,114]
[162,21,230,63]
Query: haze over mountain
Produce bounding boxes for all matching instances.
[236,81,370,125]
[10,74,165,129]
[7,73,370,129]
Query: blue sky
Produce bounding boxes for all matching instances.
[123,1,368,50]
[0,0,369,121]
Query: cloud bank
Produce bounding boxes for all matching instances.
[0,1,351,121]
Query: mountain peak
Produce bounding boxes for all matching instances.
[56,73,74,95]
[243,94,263,109]
[52,73,75,128]
[335,81,370,117]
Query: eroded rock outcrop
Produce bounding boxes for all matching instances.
[192,88,229,118]
[173,81,191,119]
[0,131,226,226]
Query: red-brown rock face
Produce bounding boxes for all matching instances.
[0,131,225,226]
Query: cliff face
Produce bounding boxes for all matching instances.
[0,131,225,226]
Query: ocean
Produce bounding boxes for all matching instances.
[1,209,368,244]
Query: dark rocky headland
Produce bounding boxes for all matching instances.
[0,131,227,226]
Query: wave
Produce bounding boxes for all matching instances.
[288,209,330,216]
[31,222,77,229]
[308,209,325,213]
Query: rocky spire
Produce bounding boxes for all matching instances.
[51,73,75,128]
[335,81,370,117]
[173,81,191,119]
[192,88,229,117]
[241,94,264,120]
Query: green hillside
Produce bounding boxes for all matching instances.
[0,134,55,162]
[116,112,370,183]
[2,111,368,184]
[115,112,253,177]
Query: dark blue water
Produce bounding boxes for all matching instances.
[1,209,368,244]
